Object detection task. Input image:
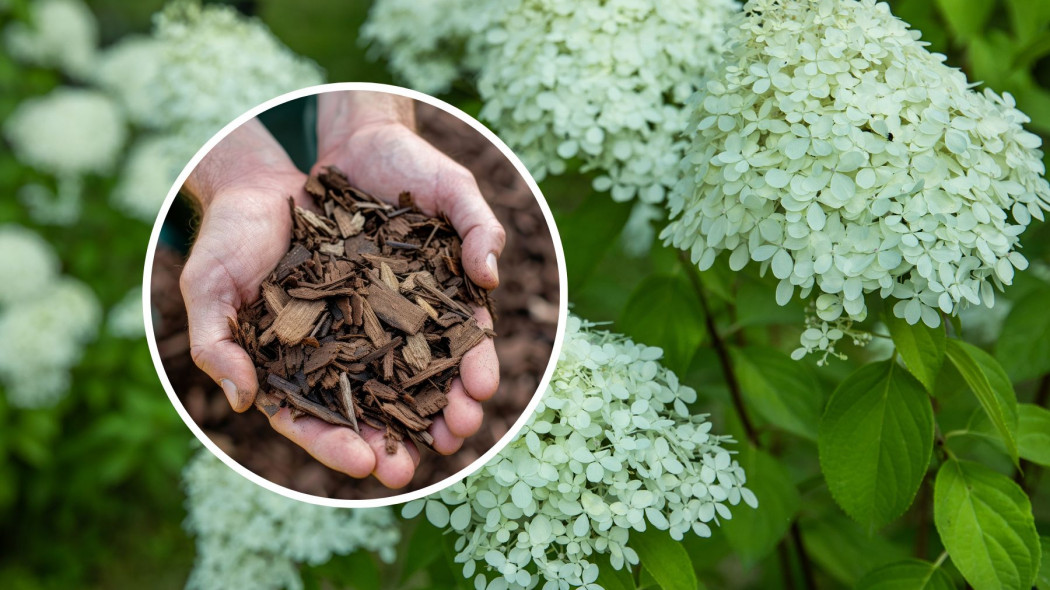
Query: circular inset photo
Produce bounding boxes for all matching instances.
[145,83,566,505]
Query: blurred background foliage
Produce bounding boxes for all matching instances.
[0,0,1048,588]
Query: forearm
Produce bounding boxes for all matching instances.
[316,91,416,158]
[183,118,302,208]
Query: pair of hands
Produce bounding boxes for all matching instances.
[179,93,506,489]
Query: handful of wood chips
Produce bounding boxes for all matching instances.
[231,166,493,453]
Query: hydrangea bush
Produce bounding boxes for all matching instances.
[662,0,1050,361]
[182,449,399,590]
[3,0,97,77]
[359,0,481,95]
[363,0,738,206]
[0,225,100,407]
[404,315,755,590]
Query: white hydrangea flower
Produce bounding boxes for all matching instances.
[111,135,186,223]
[3,0,98,77]
[360,0,482,94]
[0,225,60,305]
[404,315,755,590]
[663,0,1050,360]
[473,0,737,205]
[17,179,84,226]
[107,287,145,339]
[0,276,100,408]
[143,2,324,144]
[183,449,399,590]
[93,35,165,127]
[3,87,127,177]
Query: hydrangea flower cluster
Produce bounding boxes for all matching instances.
[473,0,737,204]
[143,2,324,148]
[107,287,145,339]
[182,449,399,590]
[93,35,165,127]
[3,87,126,178]
[360,0,482,95]
[404,315,755,590]
[363,0,738,207]
[663,0,1050,360]
[0,225,100,407]
[3,87,127,224]
[110,135,186,222]
[3,0,97,77]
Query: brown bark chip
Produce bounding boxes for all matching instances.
[232,166,492,454]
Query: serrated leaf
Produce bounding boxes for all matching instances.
[856,559,955,590]
[946,340,1020,466]
[731,346,824,440]
[887,314,945,393]
[630,528,697,590]
[819,361,934,530]
[722,445,799,563]
[1018,404,1050,468]
[996,287,1050,382]
[619,274,705,374]
[934,459,1040,590]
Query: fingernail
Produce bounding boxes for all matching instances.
[486,252,499,285]
[220,379,239,408]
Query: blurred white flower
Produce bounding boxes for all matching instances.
[3,87,126,177]
[361,0,482,95]
[111,135,186,223]
[474,0,738,205]
[0,224,60,306]
[182,449,399,590]
[17,178,84,226]
[664,0,1050,360]
[93,35,165,127]
[107,287,145,339]
[143,2,324,144]
[3,0,98,77]
[0,276,100,408]
[405,315,754,590]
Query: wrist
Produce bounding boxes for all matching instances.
[316,92,416,157]
[184,119,302,210]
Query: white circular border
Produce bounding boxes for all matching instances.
[143,82,568,508]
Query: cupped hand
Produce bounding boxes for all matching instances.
[313,95,505,487]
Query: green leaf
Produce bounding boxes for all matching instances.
[819,361,934,530]
[722,445,799,563]
[1018,404,1050,468]
[400,519,444,584]
[855,559,955,590]
[630,528,697,590]
[802,512,910,585]
[887,314,945,393]
[619,274,705,374]
[554,191,633,290]
[945,340,1020,466]
[731,346,824,440]
[934,459,1041,590]
[996,287,1050,382]
[933,0,995,41]
[1038,535,1050,590]
[592,551,636,590]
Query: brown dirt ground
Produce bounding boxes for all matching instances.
[152,102,560,499]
